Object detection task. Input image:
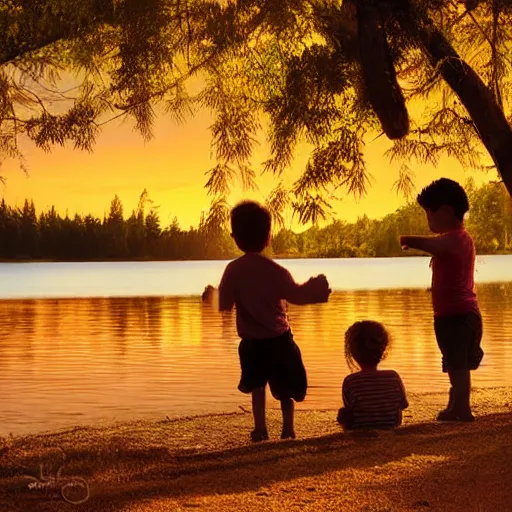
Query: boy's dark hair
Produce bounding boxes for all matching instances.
[417,178,469,221]
[345,321,390,371]
[231,201,272,253]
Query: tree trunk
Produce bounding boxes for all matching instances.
[400,9,512,196]
[355,0,409,139]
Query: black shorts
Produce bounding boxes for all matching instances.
[434,313,484,373]
[238,330,307,402]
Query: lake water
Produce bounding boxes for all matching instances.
[1,256,511,436]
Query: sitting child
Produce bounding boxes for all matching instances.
[337,320,408,430]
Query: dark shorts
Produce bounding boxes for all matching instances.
[238,330,307,402]
[434,313,484,373]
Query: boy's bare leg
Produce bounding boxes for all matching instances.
[439,387,454,414]
[438,369,473,421]
[281,398,295,439]
[251,387,267,439]
[449,368,472,416]
[447,386,454,411]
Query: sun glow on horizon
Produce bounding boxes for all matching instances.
[1,107,496,231]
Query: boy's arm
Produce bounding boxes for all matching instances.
[342,379,352,408]
[218,265,235,312]
[338,380,353,427]
[396,373,409,410]
[282,269,331,305]
[336,407,353,427]
[400,234,454,257]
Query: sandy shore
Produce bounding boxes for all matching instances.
[1,387,512,512]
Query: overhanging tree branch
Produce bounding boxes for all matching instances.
[0,0,116,66]
[398,3,512,195]
[2,0,512,225]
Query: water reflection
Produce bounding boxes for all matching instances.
[0,283,511,435]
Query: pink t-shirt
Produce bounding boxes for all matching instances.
[219,253,326,339]
[430,228,480,317]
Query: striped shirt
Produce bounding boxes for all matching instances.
[342,369,408,429]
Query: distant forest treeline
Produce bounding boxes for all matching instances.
[0,180,511,261]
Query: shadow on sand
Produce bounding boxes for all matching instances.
[1,412,512,511]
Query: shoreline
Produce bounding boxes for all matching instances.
[1,387,512,511]
[3,385,511,440]
[1,251,511,264]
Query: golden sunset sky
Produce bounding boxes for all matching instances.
[1,106,496,230]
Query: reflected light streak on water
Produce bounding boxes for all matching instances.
[0,277,511,435]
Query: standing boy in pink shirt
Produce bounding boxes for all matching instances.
[400,178,483,422]
[219,201,331,442]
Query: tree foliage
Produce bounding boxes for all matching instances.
[0,181,510,260]
[1,0,512,223]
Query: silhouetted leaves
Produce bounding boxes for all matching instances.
[0,0,512,225]
[266,182,290,231]
[1,0,512,222]
[392,164,416,200]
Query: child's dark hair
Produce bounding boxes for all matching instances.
[231,201,271,253]
[345,320,391,371]
[417,178,469,221]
